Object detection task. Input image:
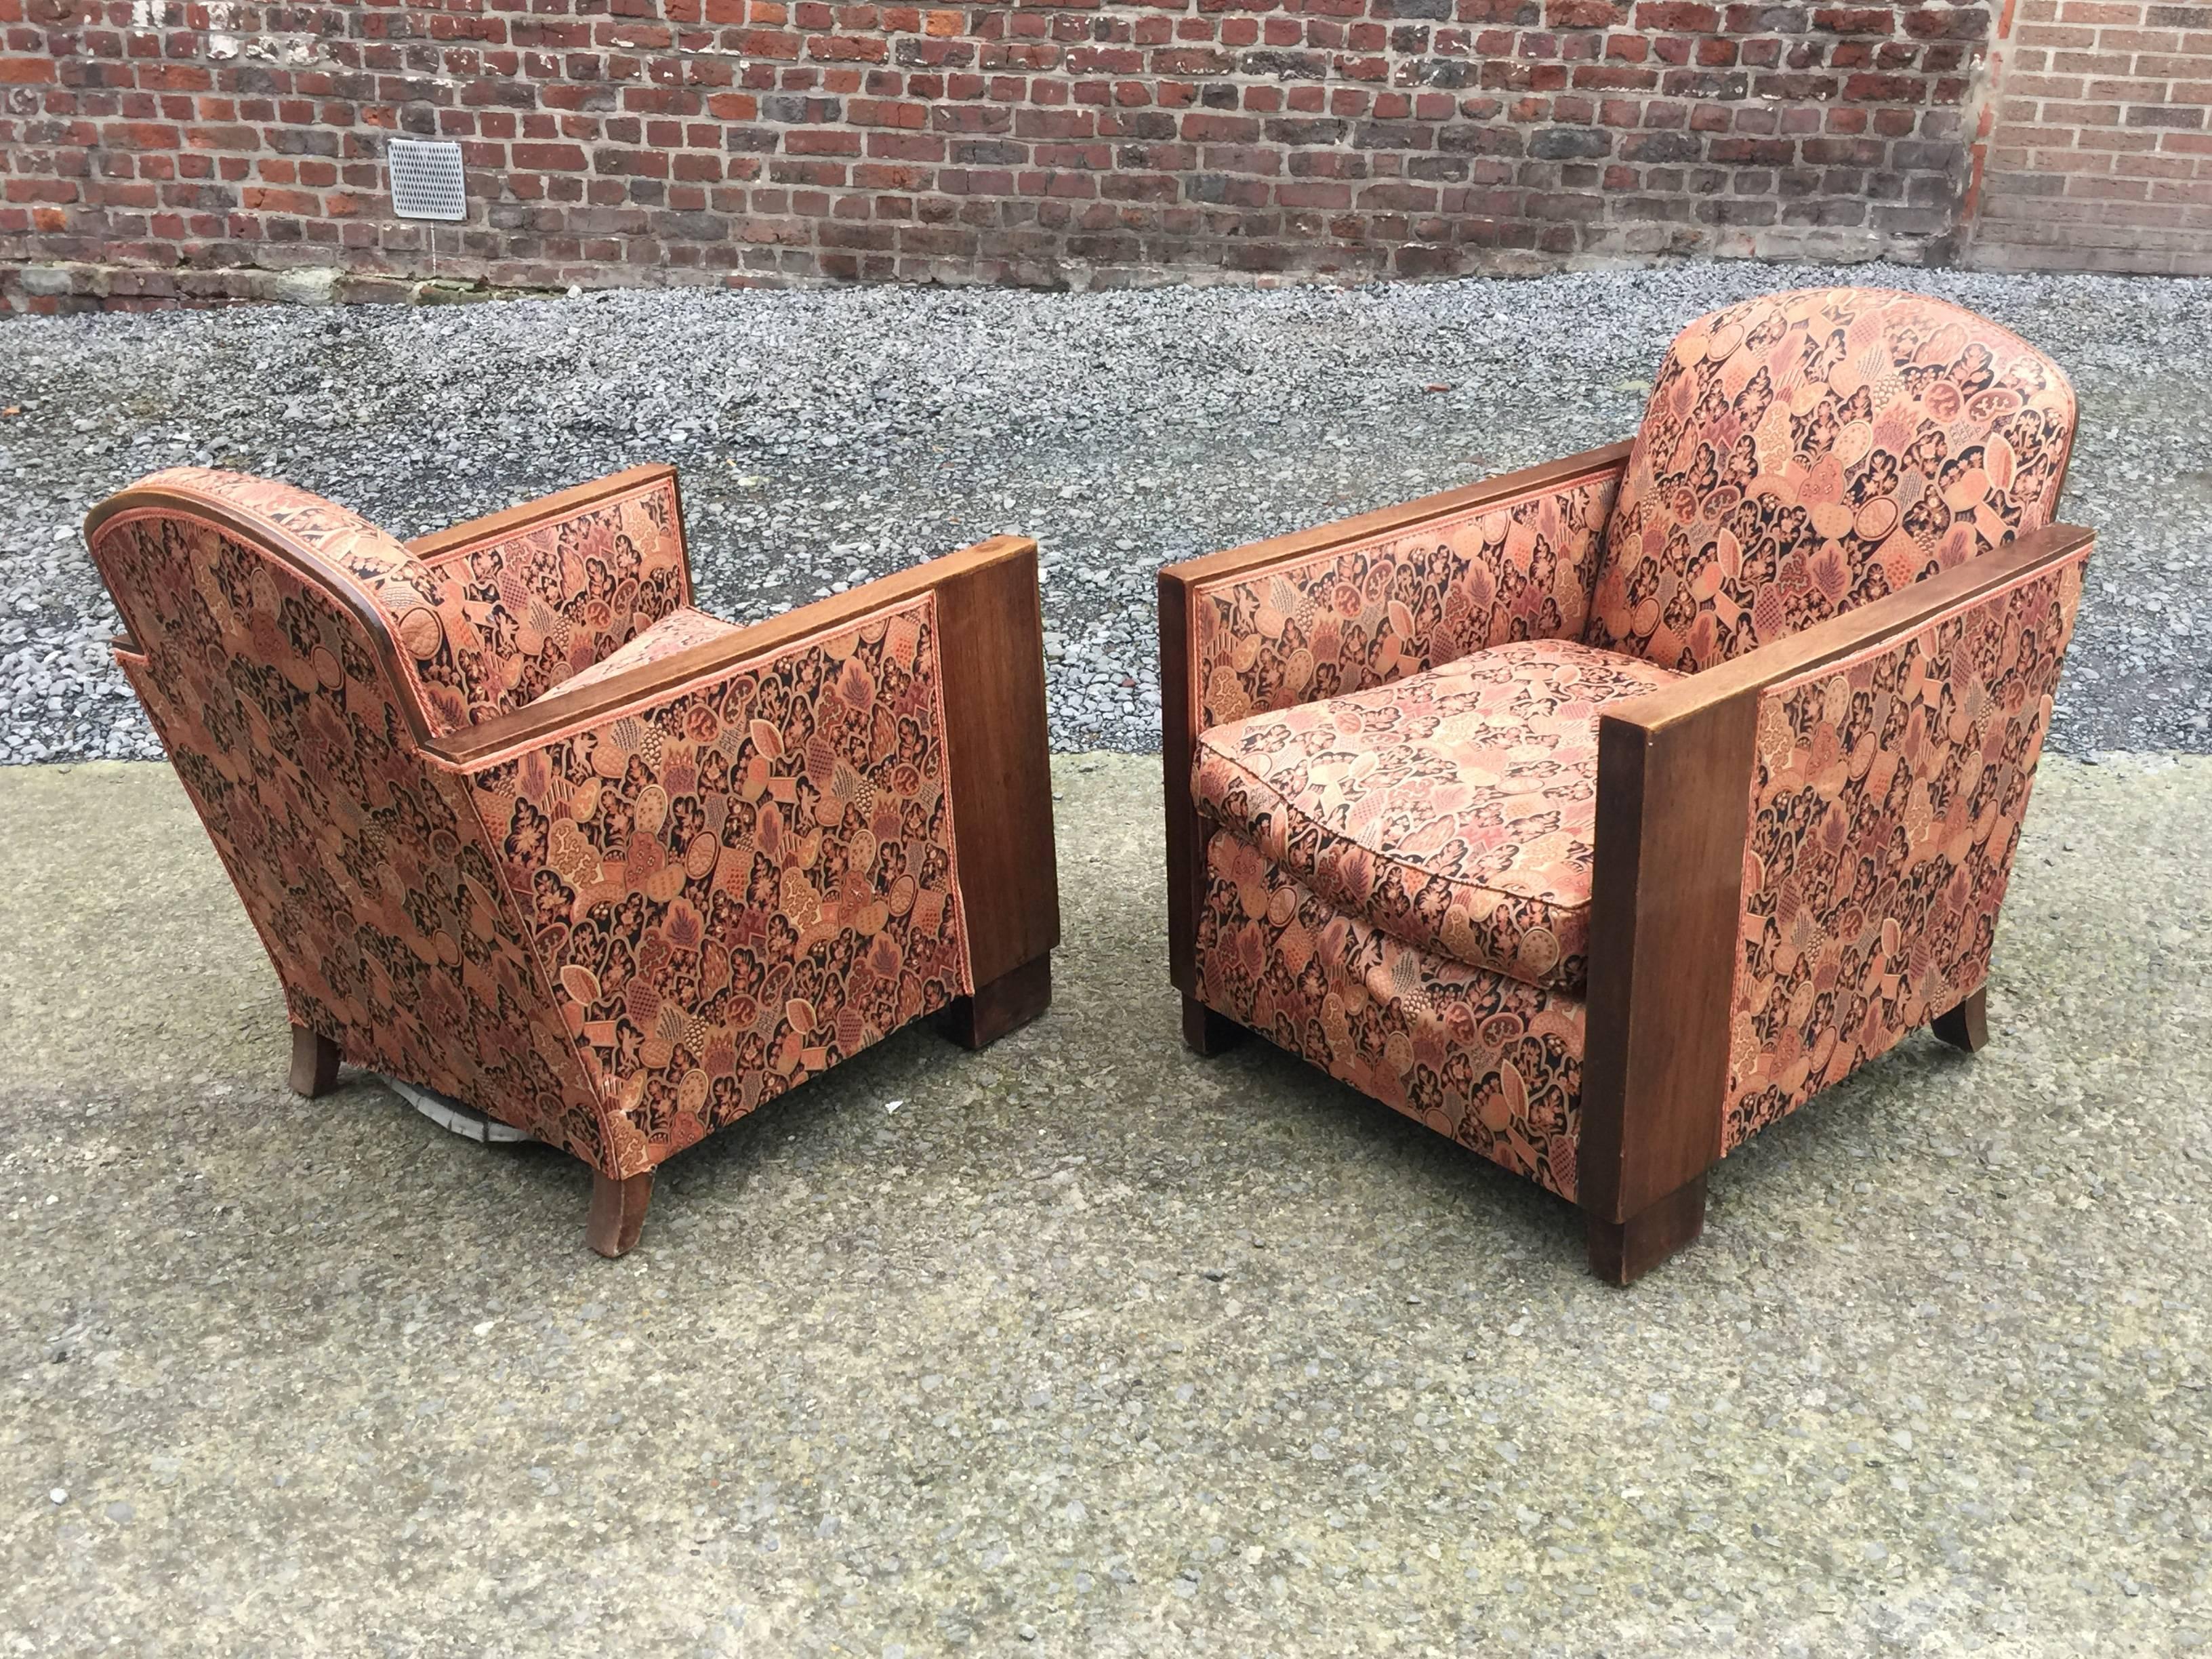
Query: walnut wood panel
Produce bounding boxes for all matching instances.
[1577,689,1758,1225]
[930,539,1061,987]
[1156,441,1633,998]
[943,955,1053,1050]
[1585,1172,1708,1286]
[1576,520,2095,1227]
[1158,572,1204,994]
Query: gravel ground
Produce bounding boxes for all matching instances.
[3,752,2207,1655]
[1,262,2205,762]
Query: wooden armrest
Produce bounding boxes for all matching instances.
[1578,523,2096,1225]
[407,462,685,573]
[1595,523,2097,741]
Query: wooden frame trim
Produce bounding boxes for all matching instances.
[422,534,1060,995]
[406,462,689,597]
[1575,520,2096,1224]
[1156,440,1635,996]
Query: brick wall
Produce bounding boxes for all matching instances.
[1969,0,2212,273]
[0,0,2020,308]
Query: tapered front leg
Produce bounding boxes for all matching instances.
[289,1024,340,1098]
[942,955,1052,1050]
[587,1171,654,1258]
[1931,986,1989,1054]
[1584,1173,1708,1286]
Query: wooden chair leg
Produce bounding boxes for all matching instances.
[1584,1172,1708,1286]
[1931,985,1989,1054]
[587,1170,654,1258]
[1181,993,1247,1057]
[942,954,1052,1051]
[289,1023,340,1098]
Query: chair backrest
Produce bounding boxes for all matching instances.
[85,471,614,1172]
[1582,288,2077,675]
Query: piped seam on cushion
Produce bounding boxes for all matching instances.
[1191,739,1595,918]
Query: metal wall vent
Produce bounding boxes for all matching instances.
[387,138,467,222]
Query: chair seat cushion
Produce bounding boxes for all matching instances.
[1191,638,1679,993]
[528,605,737,705]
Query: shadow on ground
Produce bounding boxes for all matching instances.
[1,754,2206,1655]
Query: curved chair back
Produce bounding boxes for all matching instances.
[84,472,615,1171]
[1584,288,2077,675]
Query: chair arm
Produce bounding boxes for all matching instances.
[408,464,695,716]
[1156,440,1632,994]
[417,537,1059,1174]
[1577,522,2095,1223]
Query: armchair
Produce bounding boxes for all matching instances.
[87,464,1059,1255]
[1161,287,2089,1282]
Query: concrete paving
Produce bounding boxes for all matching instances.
[1,754,2207,1656]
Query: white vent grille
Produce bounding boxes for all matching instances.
[387,138,467,222]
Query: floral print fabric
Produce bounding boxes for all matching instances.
[1584,288,2077,675]
[419,473,692,715]
[1196,830,1585,1201]
[1192,640,1678,994]
[464,594,973,1176]
[134,467,495,735]
[531,606,737,705]
[1723,555,2087,1149]
[90,507,617,1169]
[1191,467,1622,731]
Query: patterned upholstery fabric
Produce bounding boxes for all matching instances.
[464,594,973,1176]
[134,468,494,735]
[530,607,738,706]
[94,470,979,1183]
[1723,554,2087,1149]
[1189,463,1622,731]
[1584,289,2077,675]
[1193,640,1679,994]
[416,472,691,716]
[1197,830,1585,1202]
[89,504,616,1168]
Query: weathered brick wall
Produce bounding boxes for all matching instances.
[0,0,2018,308]
[1968,0,2212,274]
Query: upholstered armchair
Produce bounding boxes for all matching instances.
[1160,288,2091,1282]
[87,463,1059,1255]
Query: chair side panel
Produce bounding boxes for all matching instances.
[1723,546,2089,1149]
[1188,468,1621,733]
[459,590,971,1177]
[93,510,614,1171]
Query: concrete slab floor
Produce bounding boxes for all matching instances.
[0,754,2206,1658]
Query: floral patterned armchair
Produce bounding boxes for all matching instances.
[87,463,1059,1255]
[1160,288,2091,1282]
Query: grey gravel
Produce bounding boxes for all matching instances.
[1,262,2205,763]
